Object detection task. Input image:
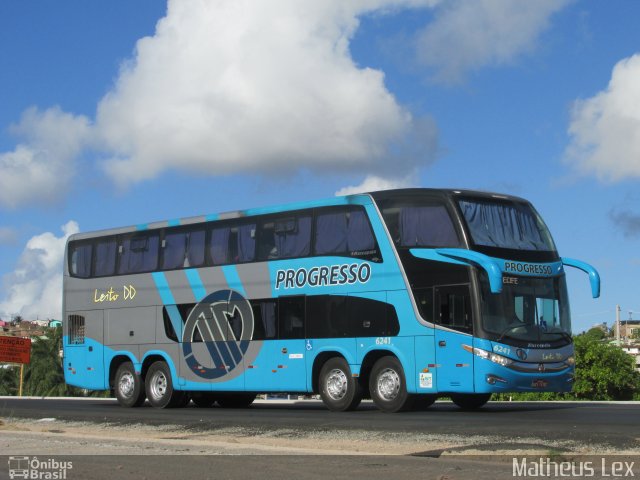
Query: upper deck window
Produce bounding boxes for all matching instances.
[118,234,160,274]
[257,214,311,261]
[161,229,205,270]
[95,239,117,277]
[209,222,257,265]
[314,207,376,256]
[70,243,92,278]
[459,200,555,251]
[381,202,460,248]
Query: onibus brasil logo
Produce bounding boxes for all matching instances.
[8,456,72,479]
[182,289,255,379]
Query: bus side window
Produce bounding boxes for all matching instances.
[436,286,472,333]
[251,299,277,340]
[307,295,347,338]
[70,243,92,278]
[94,238,117,277]
[399,206,459,247]
[186,230,205,267]
[278,296,305,339]
[210,226,232,265]
[314,207,377,259]
[162,231,187,270]
[257,215,311,261]
[414,287,434,323]
[348,295,386,337]
[119,234,159,274]
[237,223,256,263]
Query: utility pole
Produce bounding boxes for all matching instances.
[616,305,621,344]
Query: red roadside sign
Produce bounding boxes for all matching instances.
[0,336,31,364]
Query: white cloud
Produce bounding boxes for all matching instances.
[94,0,437,187]
[0,221,79,321]
[0,0,569,200]
[416,0,572,84]
[0,107,91,209]
[565,54,640,182]
[335,173,416,196]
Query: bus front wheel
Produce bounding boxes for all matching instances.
[369,356,413,413]
[318,357,362,412]
[114,362,145,408]
[145,361,184,408]
[451,393,492,410]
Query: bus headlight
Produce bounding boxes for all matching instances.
[462,345,513,367]
[566,356,575,366]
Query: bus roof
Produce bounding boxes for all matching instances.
[67,188,530,242]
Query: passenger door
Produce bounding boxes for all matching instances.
[434,285,475,393]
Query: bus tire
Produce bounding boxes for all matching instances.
[369,356,413,413]
[145,361,181,408]
[216,393,257,408]
[451,393,492,410]
[318,357,362,412]
[191,391,218,408]
[114,362,145,408]
[412,394,437,411]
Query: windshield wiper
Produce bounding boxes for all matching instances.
[543,331,572,343]
[497,324,525,343]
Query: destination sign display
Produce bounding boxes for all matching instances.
[502,260,562,277]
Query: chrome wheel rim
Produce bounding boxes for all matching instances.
[377,368,400,401]
[150,370,168,400]
[326,369,348,401]
[118,372,135,398]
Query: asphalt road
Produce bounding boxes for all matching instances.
[1,397,639,451]
[2,398,640,480]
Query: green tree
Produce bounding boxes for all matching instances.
[572,334,640,400]
[22,326,70,396]
[584,327,606,341]
[0,365,19,395]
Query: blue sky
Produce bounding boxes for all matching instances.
[1,0,639,333]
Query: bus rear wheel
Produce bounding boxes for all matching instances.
[216,393,257,408]
[145,361,183,408]
[451,393,492,410]
[369,356,413,413]
[319,357,362,412]
[114,362,145,408]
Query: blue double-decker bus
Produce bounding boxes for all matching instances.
[63,189,599,412]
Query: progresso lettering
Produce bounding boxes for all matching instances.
[504,262,553,276]
[275,263,371,290]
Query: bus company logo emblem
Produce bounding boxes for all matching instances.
[182,289,254,379]
[532,379,548,388]
[516,349,527,361]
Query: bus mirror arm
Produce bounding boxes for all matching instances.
[410,248,503,294]
[561,257,600,298]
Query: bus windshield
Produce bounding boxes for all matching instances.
[479,274,572,345]
[458,199,556,251]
